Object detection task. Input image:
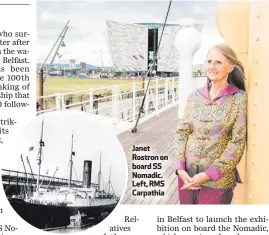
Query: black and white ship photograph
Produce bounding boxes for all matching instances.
[1,111,127,233]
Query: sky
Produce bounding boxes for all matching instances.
[1,111,127,196]
[37,1,224,66]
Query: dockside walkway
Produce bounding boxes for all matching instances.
[117,106,179,204]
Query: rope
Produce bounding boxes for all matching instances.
[132,0,173,132]
[62,161,70,179]
[72,164,79,182]
[102,175,105,191]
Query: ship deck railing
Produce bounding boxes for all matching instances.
[1,169,98,190]
[36,77,180,124]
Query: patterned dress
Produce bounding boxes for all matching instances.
[175,84,247,189]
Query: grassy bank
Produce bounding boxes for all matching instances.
[37,77,136,96]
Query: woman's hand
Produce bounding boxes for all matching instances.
[180,172,210,190]
[177,170,201,190]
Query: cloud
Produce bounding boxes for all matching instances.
[37,1,222,65]
[192,4,205,14]
[193,26,224,64]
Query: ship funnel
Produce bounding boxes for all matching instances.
[83,160,92,187]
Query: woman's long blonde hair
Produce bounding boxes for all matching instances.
[207,44,246,91]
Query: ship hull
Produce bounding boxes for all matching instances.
[9,199,117,230]
[69,203,117,217]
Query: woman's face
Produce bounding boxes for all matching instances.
[206,49,233,83]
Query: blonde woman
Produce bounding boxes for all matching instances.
[175,44,247,204]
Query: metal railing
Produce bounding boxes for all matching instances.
[37,77,179,123]
[1,169,89,188]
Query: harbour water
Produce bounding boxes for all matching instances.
[51,225,93,233]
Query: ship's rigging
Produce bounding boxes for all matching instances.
[16,119,116,198]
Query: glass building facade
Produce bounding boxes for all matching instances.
[106,20,202,75]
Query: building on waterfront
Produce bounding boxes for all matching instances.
[37,63,113,78]
[106,20,203,77]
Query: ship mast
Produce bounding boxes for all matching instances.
[46,167,58,190]
[26,156,35,179]
[108,165,111,194]
[36,118,45,194]
[105,165,115,195]
[68,131,75,188]
[40,169,49,188]
[98,153,102,191]
[20,155,29,197]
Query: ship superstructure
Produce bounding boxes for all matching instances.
[3,119,119,230]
